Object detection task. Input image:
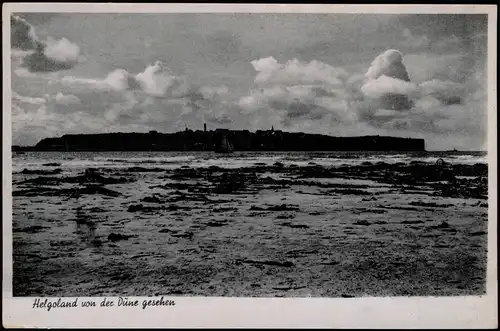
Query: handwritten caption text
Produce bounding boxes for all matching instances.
[32,297,176,311]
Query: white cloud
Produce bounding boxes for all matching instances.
[60,75,107,89]
[413,96,443,110]
[361,75,419,99]
[43,37,81,64]
[12,103,65,145]
[360,49,468,111]
[251,56,348,86]
[61,61,196,99]
[104,69,140,91]
[10,16,41,50]
[419,79,464,105]
[239,57,355,128]
[12,91,81,107]
[14,68,39,78]
[11,95,108,145]
[12,91,46,105]
[54,92,81,105]
[61,69,138,92]
[135,61,190,98]
[11,15,83,73]
[103,93,138,122]
[365,49,410,81]
[362,49,415,110]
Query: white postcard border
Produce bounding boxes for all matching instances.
[2,3,497,328]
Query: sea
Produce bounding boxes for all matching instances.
[11,151,488,174]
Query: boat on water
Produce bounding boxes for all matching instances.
[214,134,234,154]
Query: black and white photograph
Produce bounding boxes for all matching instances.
[3,3,497,328]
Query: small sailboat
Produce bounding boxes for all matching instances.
[214,134,234,154]
[64,139,69,152]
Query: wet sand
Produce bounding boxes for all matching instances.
[12,160,488,297]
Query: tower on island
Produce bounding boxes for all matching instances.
[204,123,207,132]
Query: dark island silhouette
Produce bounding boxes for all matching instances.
[12,127,425,152]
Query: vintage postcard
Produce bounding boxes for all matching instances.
[2,3,497,328]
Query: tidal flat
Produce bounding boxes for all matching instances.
[12,153,488,297]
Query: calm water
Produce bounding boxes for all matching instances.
[11,151,487,173]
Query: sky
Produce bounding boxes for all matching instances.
[9,13,488,150]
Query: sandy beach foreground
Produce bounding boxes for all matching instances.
[12,156,488,297]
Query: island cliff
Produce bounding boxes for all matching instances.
[13,128,425,152]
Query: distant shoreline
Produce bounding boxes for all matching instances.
[12,129,426,152]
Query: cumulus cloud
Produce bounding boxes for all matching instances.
[57,63,233,135]
[135,61,193,98]
[61,61,198,100]
[59,61,235,129]
[11,15,42,50]
[60,71,129,91]
[21,40,82,73]
[11,85,231,146]
[362,49,415,110]
[240,86,353,126]
[365,49,410,81]
[10,15,82,72]
[251,56,348,86]
[103,93,139,122]
[353,49,486,150]
[413,95,443,110]
[240,57,354,128]
[361,75,419,99]
[11,99,106,146]
[11,34,486,151]
[419,79,464,105]
[361,50,467,111]
[12,91,46,105]
[13,90,81,106]
[237,48,486,150]
[12,104,59,145]
[54,92,81,105]
[43,37,81,64]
